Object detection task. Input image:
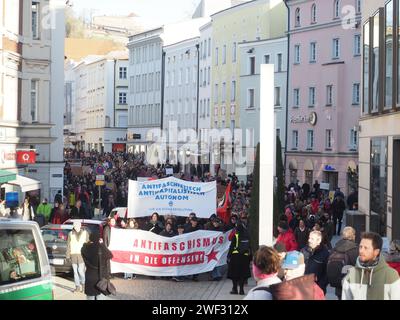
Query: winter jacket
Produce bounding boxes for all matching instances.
[243,276,282,300]
[342,255,400,300]
[383,252,400,276]
[276,230,298,252]
[332,198,346,218]
[333,239,358,266]
[294,227,309,250]
[66,229,89,264]
[304,245,330,293]
[145,221,164,234]
[159,229,177,237]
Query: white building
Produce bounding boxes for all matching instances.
[0,0,65,204]
[73,51,129,153]
[239,36,288,175]
[64,60,78,148]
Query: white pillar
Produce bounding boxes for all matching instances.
[259,64,275,247]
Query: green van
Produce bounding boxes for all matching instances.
[0,218,53,300]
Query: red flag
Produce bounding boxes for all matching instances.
[217,182,232,225]
[16,150,36,164]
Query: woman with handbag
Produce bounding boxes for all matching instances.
[81,231,114,300]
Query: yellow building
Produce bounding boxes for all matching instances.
[211,0,286,130]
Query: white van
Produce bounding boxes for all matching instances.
[0,218,53,300]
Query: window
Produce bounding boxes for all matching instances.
[179,69,183,86]
[208,38,211,56]
[31,80,38,122]
[311,4,317,23]
[325,129,332,149]
[186,68,190,85]
[231,81,236,102]
[332,38,340,59]
[264,55,270,64]
[294,45,300,64]
[214,84,219,103]
[0,229,42,286]
[292,130,298,149]
[118,115,128,127]
[309,87,316,107]
[143,74,147,91]
[223,45,226,64]
[119,92,127,104]
[372,13,380,112]
[310,42,316,62]
[119,67,127,79]
[32,1,40,39]
[277,53,283,72]
[295,8,301,27]
[307,130,314,150]
[232,42,237,62]
[208,67,211,85]
[334,0,340,19]
[293,89,300,107]
[354,34,361,56]
[363,22,370,114]
[200,42,203,60]
[203,40,207,59]
[149,73,153,91]
[370,137,388,237]
[215,47,219,65]
[207,99,210,117]
[275,87,281,106]
[356,0,361,13]
[353,83,360,105]
[249,57,256,74]
[171,71,175,86]
[200,69,203,87]
[222,82,226,103]
[326,85,333,106]
[248,89,255,108]
[130,76,134,93]
[385,1,393,109]
[350,129,358,149]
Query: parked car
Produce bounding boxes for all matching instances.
[40,224,73,274]
[0,218,53,300]
[63,219,107,238]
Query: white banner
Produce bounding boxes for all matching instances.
[128,176,216,218]
[109,228,231,276]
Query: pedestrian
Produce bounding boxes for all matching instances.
[81,231,114,300]
[50,203,69,224]
[294,219,309,250]
[332,195,346,235]
[103,216,116,248]
[227,221,251,295]
[54,190,63,205]
[384,240,400,276]
[184,216,202,281]
[70,200,86,219]
[159,222,176,237]
[36,198,51,224]
[66,221,89,293]
[276,221,298,252]
[243,246,281,300]
[208,218,225,281]
[342,232,400,300]
[303,230,330,294]
[145,212,164,234]
[327,226,358,300]
[21,197,34,221]
[124,219,138,280]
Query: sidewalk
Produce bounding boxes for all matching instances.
[52,276,112,300]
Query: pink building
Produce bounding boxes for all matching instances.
[285,0,362,195]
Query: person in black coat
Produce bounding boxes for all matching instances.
[227,221,251,295]
[303,230,330,294]
[294,219,310,250]
[81,231,113,300]
[331,196,346,235]
[69,200,86,219]
[145,212,164,234]
[184,217,202,281]
[159,223,177,237]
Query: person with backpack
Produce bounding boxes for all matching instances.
[327,226,358,299]
[227,221,251,295]
[303,230,330,294]
[243,246,282,300]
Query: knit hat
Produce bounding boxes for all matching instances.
[282,251,305,269]
[278,221,289,231]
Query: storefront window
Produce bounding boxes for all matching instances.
[372,13,380,112]
[305,170,313,186]
[363,21,370,114]
[385,1,393,109]
[370,137,387,237]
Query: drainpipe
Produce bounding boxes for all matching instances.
[284,0,291,182]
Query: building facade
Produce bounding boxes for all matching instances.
[285,0,362,195]
[239,36,288,175]
[0,0,65,203]
[358,0,400,240]
[211,0,287,175]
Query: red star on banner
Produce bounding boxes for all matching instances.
[206,249,219,263]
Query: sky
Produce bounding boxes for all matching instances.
[71,0,201,25]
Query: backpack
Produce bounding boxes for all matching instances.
[326,250,349,288]
[253,274,317,300]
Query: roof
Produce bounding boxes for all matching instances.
[211,0,259,18]
[65,38,126,61]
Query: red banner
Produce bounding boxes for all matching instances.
[16,150,36,164]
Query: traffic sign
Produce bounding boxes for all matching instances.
[95,180,105,186]
[96,165,105,175]
[96,175,105,181]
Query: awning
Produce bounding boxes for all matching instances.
[0,170,17,184]
[7,175,41,192]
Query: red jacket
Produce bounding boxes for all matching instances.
[314,283,326,300]
[276,230,298,252]
[388,261,400,275]
[311,199,319,215]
